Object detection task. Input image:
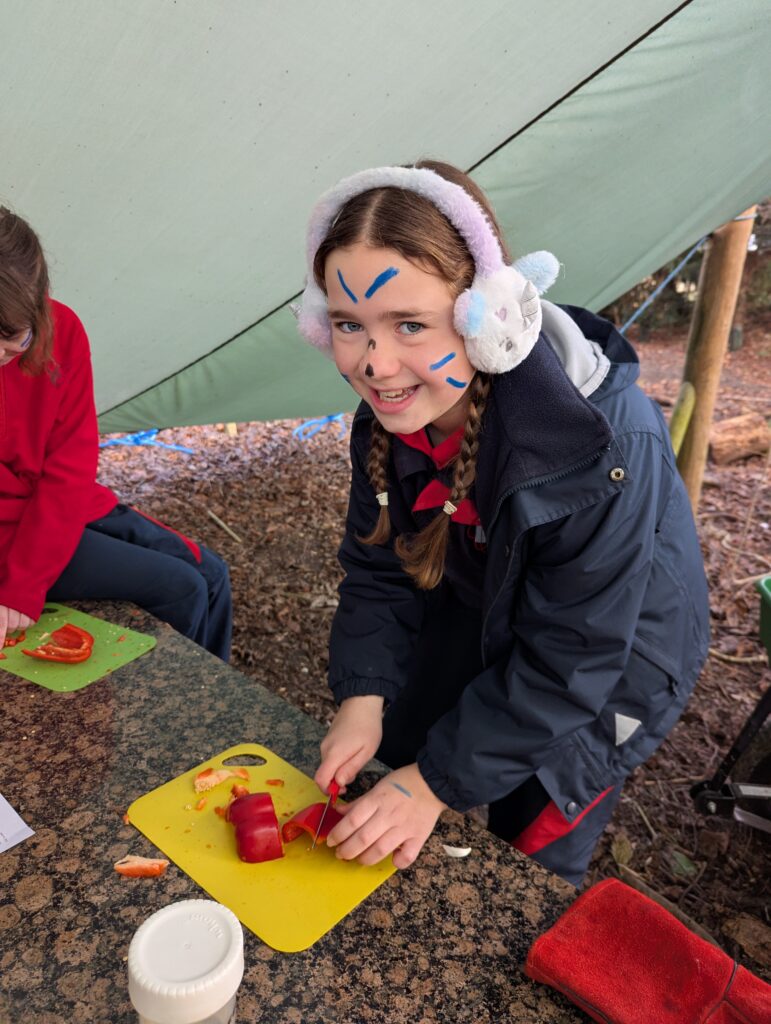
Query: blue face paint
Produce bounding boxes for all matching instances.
[390,782,413,798]
[337,269,358,304]
[340,373,350,382]
[19,329,32,350]
[429,352,456,371]
[446,377,467,389]
[364,267,399,299]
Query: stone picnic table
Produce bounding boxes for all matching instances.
[0,604,586,1023]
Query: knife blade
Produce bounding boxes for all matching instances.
[311,779,340,850]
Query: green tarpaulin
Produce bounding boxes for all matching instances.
[2,1,769,430]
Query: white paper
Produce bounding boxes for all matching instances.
[0,793,34,853]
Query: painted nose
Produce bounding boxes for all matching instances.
[360,337,400,381]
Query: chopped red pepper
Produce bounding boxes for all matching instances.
[22,623,94,664]
[194,797,208,811]
[281,802,345,845]
[230,783,249,800]
[114,854,169,878]
[227,792,284,863]
[193,765,250,793]
[3,630,26,648]
[265,778,285,787]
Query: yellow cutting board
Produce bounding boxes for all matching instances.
[127,744,397,952]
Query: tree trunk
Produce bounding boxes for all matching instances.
[677,206,757,512]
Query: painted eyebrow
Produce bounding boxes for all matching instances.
[364,266,399,298]
[337,269,358,304]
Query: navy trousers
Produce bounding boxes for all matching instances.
[48,504,232,661]
[376,584,621,886]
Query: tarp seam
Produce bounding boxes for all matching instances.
[467,0,696,172]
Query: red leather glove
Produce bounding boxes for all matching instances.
[525,878,771,1023]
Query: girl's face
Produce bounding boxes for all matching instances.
[325,244,474,439]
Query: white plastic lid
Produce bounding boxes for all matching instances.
[128,900,244,1024]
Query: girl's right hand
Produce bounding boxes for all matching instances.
[315,695,384,793]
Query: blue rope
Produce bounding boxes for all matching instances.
[99,429,195,454]
[292,413,347,441]
[620,236,708,335]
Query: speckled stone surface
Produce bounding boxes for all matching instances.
[0,605,584,1023]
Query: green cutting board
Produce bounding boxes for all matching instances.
[0,603,156,691]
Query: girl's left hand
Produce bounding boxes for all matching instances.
[326,763,446,869]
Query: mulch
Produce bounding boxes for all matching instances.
[97,312,771,980]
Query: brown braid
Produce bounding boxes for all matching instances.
[358,417,393,545]
[394,373,491,589]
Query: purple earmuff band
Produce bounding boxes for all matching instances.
[306,167,506,277]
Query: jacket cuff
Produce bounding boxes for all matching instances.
[417,748,478,812]
[330,676,402,706]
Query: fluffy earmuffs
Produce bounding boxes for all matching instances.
[294,165,559,375]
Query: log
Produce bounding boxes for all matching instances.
[709,412,770,464]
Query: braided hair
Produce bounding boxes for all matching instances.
[361,373,491,589]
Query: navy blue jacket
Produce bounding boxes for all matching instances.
[329,307,709,824]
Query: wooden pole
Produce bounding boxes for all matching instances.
[677,206,757,513]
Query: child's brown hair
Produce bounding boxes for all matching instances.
[314,160,507,588]
[0,206,54,373]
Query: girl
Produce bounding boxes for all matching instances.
[295,160,710,886]
[0,206,232,660]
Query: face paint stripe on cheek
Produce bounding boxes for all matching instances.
[365,364,374,378]
[429,352,456,371]
[337,269,358,304]
[364,267,399,299]
[446,377,468,388]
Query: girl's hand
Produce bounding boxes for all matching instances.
[326,763,446,869]
[315,695,384,794]
[0,605,35,648]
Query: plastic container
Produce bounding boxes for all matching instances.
[128,899,244,1024]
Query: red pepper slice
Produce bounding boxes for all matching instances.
[114,855,169,878]
[281,802,345,845]
[227,792,284,863]
[3,630,26,648]
[22,623,94,664]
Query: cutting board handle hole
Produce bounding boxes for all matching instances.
[222,753,267,767]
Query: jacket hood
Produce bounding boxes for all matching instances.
[557,304,641,399]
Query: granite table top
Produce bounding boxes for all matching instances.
[0,604,585,1023]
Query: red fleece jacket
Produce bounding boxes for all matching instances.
[0,300,117,619]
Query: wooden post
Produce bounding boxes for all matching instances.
[677,206,757,513]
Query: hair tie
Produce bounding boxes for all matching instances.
[376,491,389,507]
[443,500,457,516]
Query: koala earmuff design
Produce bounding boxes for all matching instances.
[293,166,560,375]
